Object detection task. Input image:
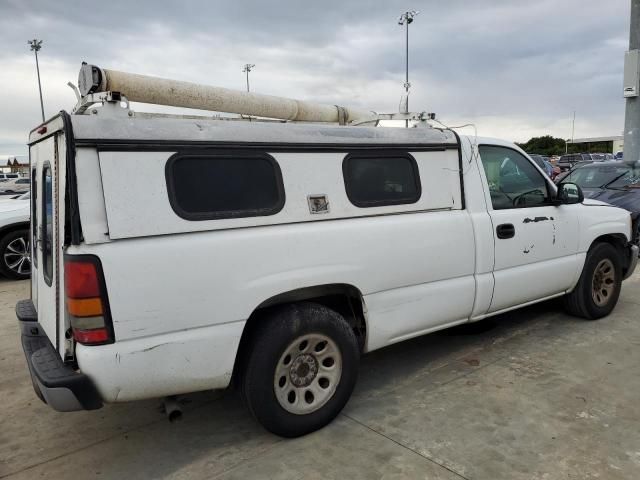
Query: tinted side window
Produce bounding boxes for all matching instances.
[31,169,37,268]
[343,154,421,207]
[166,153,285,220]
[42,164,53,285]
[479,146,550,210]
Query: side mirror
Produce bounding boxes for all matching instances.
[556,182,584,205]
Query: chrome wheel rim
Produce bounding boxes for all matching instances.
[4,236,31,276]
[274,333,342,415]
[592,259,615,307]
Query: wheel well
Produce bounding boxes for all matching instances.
[231,284,368,386]
[0,222,29,238]
[590,234,627,253]
[590,233,630,273]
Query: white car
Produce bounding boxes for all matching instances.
[0,178,30,194]
[0,191,30,279]
[0,173,21,181]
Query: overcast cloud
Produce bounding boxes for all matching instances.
[0,0,632,157]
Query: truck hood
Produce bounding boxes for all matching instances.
[582,198,610,207]
[582,187,640,214]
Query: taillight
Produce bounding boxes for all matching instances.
[64,255,114,345]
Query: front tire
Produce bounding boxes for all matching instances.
[564,242,622,319]
[241,302,359,437]
[0,229,31,280]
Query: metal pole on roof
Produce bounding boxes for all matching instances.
[398,11,418,128]
[624,0,640,165]
[28,39,45,123]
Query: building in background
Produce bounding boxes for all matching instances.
[0,157,29,176]
[566,136,624,154]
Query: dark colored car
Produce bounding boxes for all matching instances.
[528,154,553,177]
[557,153,593,171]
[557,161,640,244]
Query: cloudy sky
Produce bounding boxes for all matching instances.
[0,0,632,158]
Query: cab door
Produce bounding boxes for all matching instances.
[477,145,579,313]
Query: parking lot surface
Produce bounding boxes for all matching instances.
[2,274,640,479]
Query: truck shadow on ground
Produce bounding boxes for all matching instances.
[45,298,582,478]
[8,296,596,479]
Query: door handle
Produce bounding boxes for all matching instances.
[496,223,515,239]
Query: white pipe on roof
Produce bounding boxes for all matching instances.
[78,64,374,124]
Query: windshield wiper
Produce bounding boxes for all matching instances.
[601,172,630,189]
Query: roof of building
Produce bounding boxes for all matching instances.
[567,136,624,144]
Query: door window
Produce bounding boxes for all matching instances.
[479,146,550,210]
[42,164,53,285]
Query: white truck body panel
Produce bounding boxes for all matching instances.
[97,149,462,239]
[26,113,635,406]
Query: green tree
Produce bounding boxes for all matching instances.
[516,135,567,156]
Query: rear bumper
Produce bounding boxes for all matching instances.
[623,245,639,280]
[17,299,102,411]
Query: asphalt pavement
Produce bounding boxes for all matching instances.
[2,273,640,479]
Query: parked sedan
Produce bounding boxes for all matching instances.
[0,178,30,194]
[529,154,554,177]
[558,161,640,244]
[0,191,30,279]
[557,153,593,171]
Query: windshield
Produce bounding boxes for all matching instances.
[563,164,640,189]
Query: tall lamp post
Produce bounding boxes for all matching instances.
[566,110,576,153]
[398,10,419,127]
[28,39,45,123]
[242,64,255,93]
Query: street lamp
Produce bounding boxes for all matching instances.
[28,39,45,123]
[242,64,255,92]
[398,11,419,127]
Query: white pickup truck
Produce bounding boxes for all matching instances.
[18,66,638,438]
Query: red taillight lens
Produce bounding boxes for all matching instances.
[65,261,100,298]
[64,255,114,346]
[73,328,110,344]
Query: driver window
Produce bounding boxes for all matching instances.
[478,145,550,210]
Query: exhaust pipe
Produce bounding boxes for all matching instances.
[163,395,182,422]
[78,63,374,124]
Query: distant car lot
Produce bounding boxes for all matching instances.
[556,161,640,245]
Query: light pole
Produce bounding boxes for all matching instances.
[624,0,640,164]
[28,39,45,123]
[398,10,419,127]
[567,110,576,153]
[242,64,255,93]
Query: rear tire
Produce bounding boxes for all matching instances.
[240,302,359,437]
[0,229,31,280]
[564,242,622,320]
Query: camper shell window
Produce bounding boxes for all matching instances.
[166,152,285,221]
[342,152,421,208]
